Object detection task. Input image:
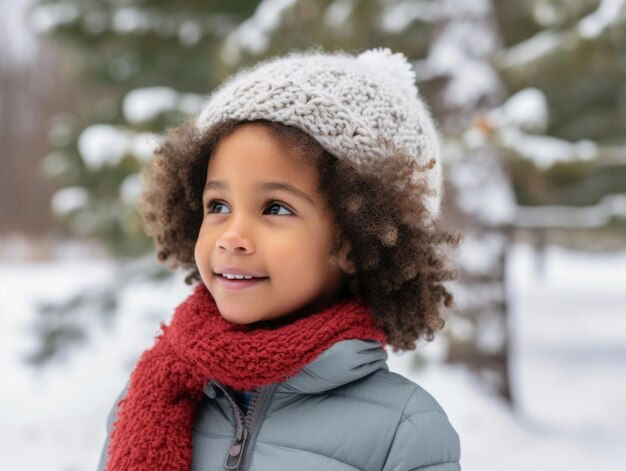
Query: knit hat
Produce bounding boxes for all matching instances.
[196,47,443,218]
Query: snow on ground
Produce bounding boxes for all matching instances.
[1,243,624,470]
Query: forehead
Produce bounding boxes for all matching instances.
[206,123,319,189]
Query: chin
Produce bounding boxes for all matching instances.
[215,304,259,325]
[218,309,252,324]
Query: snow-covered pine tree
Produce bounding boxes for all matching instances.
[31,1,626,407]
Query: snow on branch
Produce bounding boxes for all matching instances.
[497,0,626,72]
[29,1,79,33]
[123,87,203,124]
[77,125,159,171]
[578,0,626,39]
[515,194,626,228]
[488,88,549,133]
[220,0,298,65]
[501,129,598,169]
[498,127,626,169]
[379,0,438,33]
[496,30,562,70]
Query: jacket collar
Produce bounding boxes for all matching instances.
[279,339,388,394]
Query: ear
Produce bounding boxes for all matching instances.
[336,240,356,274]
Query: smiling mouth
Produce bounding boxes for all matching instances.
[215,273,269,290]
[215,272,269,280]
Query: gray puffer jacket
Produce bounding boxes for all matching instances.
[98,340,461,470]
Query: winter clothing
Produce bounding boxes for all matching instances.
[98,339,461,471]
[99,46,461,470]
[195,48,443,218]
[102,284,387,470]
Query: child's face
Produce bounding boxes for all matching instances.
[194,123,346,324]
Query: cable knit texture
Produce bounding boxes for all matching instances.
[196,47,443,217]
[104,283,387,470]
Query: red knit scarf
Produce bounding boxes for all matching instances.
[105,283,387,470]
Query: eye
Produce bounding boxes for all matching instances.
[205,200,230,214]
[265,200,293,216]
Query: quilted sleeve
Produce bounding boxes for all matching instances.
[96,385,128,471]
[381,387,461,471]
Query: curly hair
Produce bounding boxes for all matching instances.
[138,119,460,351]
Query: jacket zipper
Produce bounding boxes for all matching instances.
[215,382,249,470]
[211,381,277,471]
[238,384,278,471]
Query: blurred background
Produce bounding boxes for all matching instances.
[1,0,625,469]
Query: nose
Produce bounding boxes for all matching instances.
[215,215,255,254]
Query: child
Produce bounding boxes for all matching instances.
[98,48,461,471]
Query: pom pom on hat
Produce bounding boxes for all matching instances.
[196,48,443,219]
[357,47,418,100]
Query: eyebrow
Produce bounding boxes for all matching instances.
[203,180,315,206]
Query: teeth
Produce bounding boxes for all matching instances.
[221,273,254,280]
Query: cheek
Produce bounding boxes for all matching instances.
[266,243,301,272]
[193,235,202,258]
[267,232,333,277]
[194,230,214,263]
